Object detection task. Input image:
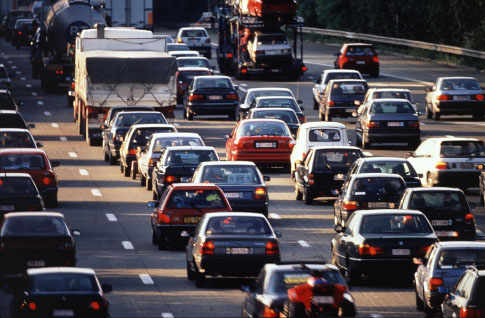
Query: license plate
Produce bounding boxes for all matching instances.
[356,61,365,65]
[312,296,334,304]
[453,95,470,101]
[180,177,191,182]
[0,205,14,211]
[53,309,74,317]
[255,142,276,148]
[392,249,410,256]
[208,95,222,100]
[368,202,389,208]
[334,174,345,181]
[226,247,250,255]
[27,260,45,267]
[388,122,403,127]
[224,192,240,198]
[432,219,451,226]
[183,216,200,224]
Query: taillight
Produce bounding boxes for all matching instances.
[18,31,22,35]
[128,149,137,155]
[201,240,215,255]
[71,82,75,90]
[177,38,182,43]
[42,176,52,185]
[418,245,432,256]
[358,243,384,256]
[158,211,171,224]
[241,68,248,74]
[341,56,349,65]
[265,241,279,255]
[55,68,64,75]
[165,175,176,183]
[475,94,485,101]
[343,201,358,211]
[437,94,450,101]
[205,38,211,43]
[148,159,154,167]
[225,52,233,58]
[225,93,238,100]
[27,301,37,311]
[328,100,335,107]
[89,301,101,311]
[435,162,448,170]
[372,56,379,63]
[428,277,443,291]
[367,121,380,128]
[298,116,305,123]
[465,213,474,223]
[263,306,278,318]
[301,65,308,72]
[308,174,314,185]
[254,187,266,199]
[189,94,204,102]
[408,121,419,128]
[460,308,485,318]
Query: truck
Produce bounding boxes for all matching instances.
[73,25,177,146]
[104,0,153,30]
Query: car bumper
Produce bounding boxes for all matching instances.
[366,130,420,142]
[39,187,57,198]
[232,151,291,164]
[328,107,357,118]
[253,55,293,66]
[349,257,416,275]
[0,252,76,274]
[200,255,280,276]
[430,170,481,188]
[188,102,238,115]
[342,63,379,74]
[187,46,211,54]
[155,224,197,239]
[227,198,268,213]
[436,101,485,115]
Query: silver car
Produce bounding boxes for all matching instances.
[176,27,211,59]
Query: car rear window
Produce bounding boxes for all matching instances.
[360,161,417,177]
[308,128,342,142]
[437,249,485,269]
[325,72,361,84]
[331,83,366,96]
[167,44,189,51]
[370,101,415,114]
[373,91,412,101]
[0,176,37,198]
[239,121,290,137]
[409,191,467,213]
[440,141,485,158]
[196,78,232,89]
[177,58,210,68]
[129,128,176,148]
[256,98,300,112]
[351,177,405,201]
[360,214,433,234]
[345,46,375,56]
[251,110,299,124]
[0,131,35,148]
[152,137,203,153]
[268,270,346,293]
[181,29,207,37]
[31,274,97,292]
[2,216,68,236]
[115,113,167,128]
[201,165,261,184]
[0,114,25,128]
[258,34,288,45]
[205,215,270,235]
[165,150,217,165]
[314,149,361,170]
[440,78,480,91]
[179,70,211,82]
[109,107,153,123]
[166,189,226,209]
[0,154,45,170]
[0,95,16,110]
[247,90,292,105]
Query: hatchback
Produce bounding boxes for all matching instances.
[334,43,379,77]
[319,79,368,121]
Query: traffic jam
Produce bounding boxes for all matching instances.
[1,0,485,317]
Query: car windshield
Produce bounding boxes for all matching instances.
[0,132,35,148]
[351,177,405,202]
[177,58,210,68]
[129,127,176,148]
[152,137,203,153]
[437,249,485,269]
[251,110,298,124]
[165,150,217,165]
[0,154,45,170]
[115,113,167,128]
[179,70,210,82]
[360,214,433,234]
[0,114,26,128]
[167,44,189,51]
[345,46,375,56]
[246,90,292,105]
[258,34,288,45]
[440,141,485,158]
[314,149,362,170]
[0,177,37,198]
[440,78,480,91]
[331,83,366,96]
[2,216,68,236]
[239,121,290,137]
[409,191,467,213]
[108,108,153,123]
[0,95,16,110]
[360,161,417,177]
[325,72,361,84]
[181,29,207,37]
[166,189,226,209]
[370,101,415,114]
[196,78,232,89]
[268,270,346,294]
[30,274,97,292]
[205,215,271,235]
[308,128,342,142]
[201,165,261,184]
[256,98,299,111]
[373,91,412,101]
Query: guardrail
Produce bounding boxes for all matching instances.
[301,27,485,60]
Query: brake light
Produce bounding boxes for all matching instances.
[28,302,37,311]
[367,121,380,128]
[205,38,211,43]
[465,213,474,223]
[263,306,278,318]
[254,187,266,199]
[18,31,22,35]
[265,241,279,255]
[158,211,171,224]
[435,162,448,170]
[418,245,432,256]
[128,149,137,155]
[429,277,443,291]
[308,174,314,185]
[89,301,101,311]
[42,176,52,185]
[226,52,233,58]
[372,56,379,63]
[189,94,204,102]
[225,93,238,100]
[165,175,176,183]
[343,201,358,211]
[328,100,335,107]
[71,82,75,90]
[201,240,215,255]
[177,38,182,43]
[341,56,349,65]
[408,121,419,128]
[148,159,154,167]
[241,68,248,74]
[301,65,308,72]
[358,244,384,256]
[460,308,485,318]
[55,68,64,75]
[437,94,450,101]
[475,94,485,101]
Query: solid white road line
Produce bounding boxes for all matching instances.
[37,101,44,105]
[105,213,118,222]
[43,111,51,116]
[20,77,26,81]
[139,274,154,285]
[161,313,174,318]
[122,241,134,250]
[269,213,281,219]
[15,70,21,74]
[26,84,32,88]
[79,169,89,176]
[32,92,37,96]
[68,152,77,158]
[298,240,310,248]
[59,136,67,141]
[51,122,59,128]
[91,189,102,197]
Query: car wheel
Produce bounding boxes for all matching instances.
[261,207,268,218]
[229,111,237,121]
[325,112,332,122]
[152,190,158,201]
[152,229,158,245]
[157,233,166,250]
[131,161,137,180]
[426,104,433,119]
[124,164,130,177]
[303,189,313,205]
[285,301,305,318]
[432,108,440,121]
[362,133,369,149]
[313,98,319,110]
[480,189,484,207]
[186,260,196,281]
[345,263,360,285]
[194,271,205,288]
[371,70,379,78]
[104,151,109,162]
[140,174,146,187]
[409,139,420,150]
[185,108,194,121]
[146,177,152,190]
[108,152,116,165]
[415,288,424,311]
[295,184,302,201]
[473,113,485,120]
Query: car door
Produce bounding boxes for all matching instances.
[335,214,358,268]
[153,153,167,190]
[334,179,350,223]
[355,104,368,137]
[416,245,437,301]
[138,139,152,175]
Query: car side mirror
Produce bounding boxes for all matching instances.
[71,229,81,236]
[334,225,344,233]
[36,142,43,148]
[225,134,231,139]
[263,175,271,182]
[240,103,250,110]
[101,283,113,293]
[28,123,35,129]
[233,84,239,90]
[51,160,60,168]
[147,201,158,209]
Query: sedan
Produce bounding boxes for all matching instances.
[0,173,44,215]
[251,96,305,123]
[239,87,298,117]
[186,212,281,287]
[247,107,300,137]
[319,79,368,122]
[176,56,211,70]
[0,110,33,129]
[184,75,239,120]
[10,267,112,318]
[176,67,212,104]
[355,99,421,149]
[334,43,379,77]
[0,212,78,274]
[331,209,438,284]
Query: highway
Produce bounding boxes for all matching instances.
[0,33,484,318]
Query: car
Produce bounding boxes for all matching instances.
[136,132,205,190]
[333,173,407,227]
[414,241,485,315]
[183,75,239,120]
[251,96,305,123]
[192,161,270,216]
[149,183,232,249]
[102,106,155,131]
[225,119,295,167]
[0,110,33,129]
[0,212,77,274]
[10,267,112,318]
[312,69,364,110]
[175,67,212,104]
[0,128,40,148]
[0,149,60,207]
[241,262,355,318]
[4,10,32,42]
[0,89,21,111]
[441,266,485,318]
[185,212,281,287]
[355,98,421,149]
[168,50,201,58]
[331,209,438,284]
[102,111,167,164]
[247,32,292,65]
[481,171,485,207]
[176,27,212,58]
[176,56,211,70]
[290,122,350,177]
[0,172,44,215]
[152,146,219,199]
[12,18,33,49]
[0,63,13,89]
[318,79,368,122]
[347,157,422,188]
[248,107,300,137]
[118,123,177,178]
[166,43,190,53]
[362,88,417,112]
[407,137,485,189]
[239,87,298,116]
[294,146,363,204]
[399,187,476,240]
[425,76,485,120]
[334,43,380,77]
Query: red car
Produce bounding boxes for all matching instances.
[149,183,231,249]
[225,119,295,167]
[0,149,60,207]
[334,43,380,77]
[239,0,297,18]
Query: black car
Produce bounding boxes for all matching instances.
[294,146,363,204]
[0,89,21,111]
[0,173,44,216]
[184,75,239,120]
[12,18,33,49]
[175,67,212,104]
[152,146,219,199]
[186,212,281,287]
[10,267,112,318]
[0,110,33,129]
[355,98,421,149]
[333,173,406,227]
[241,263,355,318]
[0,129,39,149]
[399,187,476,240]
[331,209,438,284]
[480,171,485,207]
[248,107,300,137]
[5,11,32,42]
[102,111,167,164]
[347,157,422,188]
[0,212,77,274]
[192,161,271,216]
[319,79,368,122]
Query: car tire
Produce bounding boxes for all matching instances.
[432,108,440,121]
[345,263,360,285]
[415,289,424,311]
[146,177,152,190]
[108,152,116,165]
[295,184,302,201]
[426,104,433,119]
[473,113,485,120]
[229,111,237,121]
[140,174,146,187]
[124,164,130,177]
[45,193,58,208]
[194,271,205,288]
[157,234,166,250]
[313,98,319,110]
[303,188,313,205]
[480,189,484,207]
[152,190,158,201]
[186,260,196,281]
[152,229,158,245]
[371,70,379,78]
[131,161,137,180]
[104,151,109,162]
[409,139,420,150]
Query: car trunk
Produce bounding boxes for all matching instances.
[165,165,198,183]
[363,235,436,258]
[31,293,103,316]
[0,196,43,214]
[218,184,259,203]
[209,235,275,256]
[195,88,235,103]
[239,136,292,153]
[368,114,419,133]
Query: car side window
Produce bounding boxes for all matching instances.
[462,274,475,299]
[425,246,437,268]
[158,187,170,204]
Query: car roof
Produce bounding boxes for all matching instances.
[109,106,153,111]
[437,76,478,81]
[151,132,201,139]
[343,43,374,47]
[251,107,298,115]
[0,172,33,178]
[198,160,256,167]
[360,157,406,162]
[352,172,404,179]
[0,148,46,155]
[0,128,30,133]
[435,241,485,249]
[179,27,207,31]
[367,88,411,93]
[255,96,295,101]
[176,56,209,60]
[170,183,220,189]
[405,187,464,193]
[264,263,339,273]
[322,69,361,75]
[0,110,19,115]
[164,145,215,151]
[129,124,175,130]
[311,145,361,151]
[422,136,479,143]
[369,98,412,103]
[327,79,367,84]
[300,122,346,129]
[246,87,293,93]
[178,67,211,72]
[354,209,424,216]
[240,118,287,125]
[4,211,64,218]
[194,75,231,80]
[27,267,96,276]
[204,211,267,218]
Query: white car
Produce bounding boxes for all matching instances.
[176,27,211,59]
[247,32,292,65]
[168,51,200,58]
[312,69,363,110]
[407,136,485,190]
[361,88,417,113]
[290,122,350,176]
[0,128,40,148]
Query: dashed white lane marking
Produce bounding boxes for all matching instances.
[68,152,78,158]
[161,313,174,318]
[269,213,281,219]
[37,100,44,105]
[26,84,32,88]
[79,169,89,176]
[59,136,67,141]
[91,189,102,197]
[122,241,134,250]
[15,70,21,74]
[298,240,310,248]
[32,92,37,96]
[43,111,51,116]
[369,314,383,318]
[7,61,12,64]
[11,66,16,69]
[51,122,59,128]
[20,77,26,81]
[105,213,117,222]
[139,274,154,285]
